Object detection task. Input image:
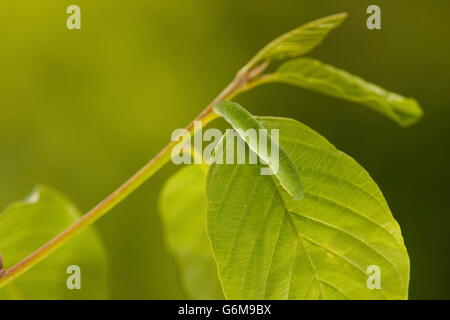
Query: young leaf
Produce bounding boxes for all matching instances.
[159,165,224,300]
[206,117,410,299]
[272,57,423,126]
[0,186,108,299]
[214,101,303,200]
[244,13,347,71]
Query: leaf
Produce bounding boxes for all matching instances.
[0,186,108,299]
[272,57,423,126]
[214,101,303,200]
[245,13,347,70]
[206,117,410,300]
[159,165,224,300]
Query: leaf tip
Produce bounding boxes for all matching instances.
[25,186,43,204]
[317,12,348,25]
[393,98,424,127]
[327,12,348,28]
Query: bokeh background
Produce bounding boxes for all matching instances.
[1,0,449,299]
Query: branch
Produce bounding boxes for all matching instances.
[0,65,267,288]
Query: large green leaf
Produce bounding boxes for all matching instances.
[159,165,224,299]
[245,13,347,70]
[206,117,410,300]
[271,58,423,126]
[0,186,108,299]
[214,101,303,200]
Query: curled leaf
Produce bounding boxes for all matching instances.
[273,58,423,126]
[245,13,347,70]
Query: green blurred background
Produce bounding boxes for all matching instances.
[1,0,449,299]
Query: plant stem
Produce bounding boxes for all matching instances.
[0,69,260,288]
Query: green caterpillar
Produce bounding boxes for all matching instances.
[213,101,304,200]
